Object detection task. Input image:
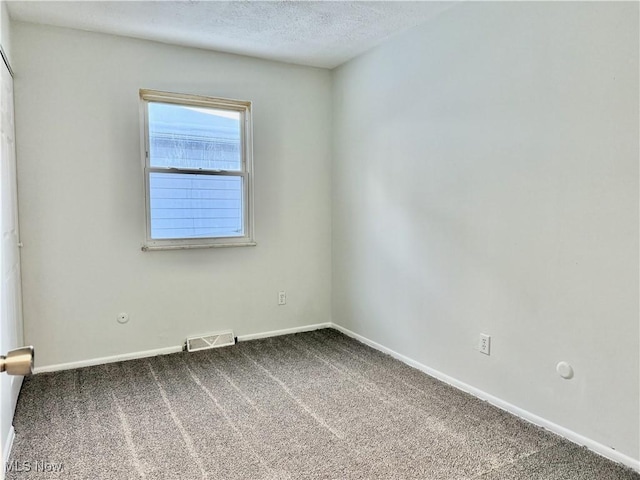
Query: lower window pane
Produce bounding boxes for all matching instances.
[149,172,244,240]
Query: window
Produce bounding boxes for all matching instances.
[140,90,254,250]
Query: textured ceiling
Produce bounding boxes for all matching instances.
[7,1,456,68]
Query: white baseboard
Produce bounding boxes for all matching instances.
[33,345,183,374]
[236,322,332,342]
[32,323,334,374]
[331,323,640,473]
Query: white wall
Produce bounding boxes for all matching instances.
[332,2,639,461]
[13,23,332,368]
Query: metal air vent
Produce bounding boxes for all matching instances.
[186,330,235,352]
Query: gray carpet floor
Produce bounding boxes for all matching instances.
[7,329,639,479]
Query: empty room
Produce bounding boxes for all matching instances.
[0,1,638,478]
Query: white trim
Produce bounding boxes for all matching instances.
[331,323,640,473]
[237,323,332,342]
[142,242,256,251]
[3,425,15,466]
[0,45,13,78]
[10,376,23,410]
[31,323,334,373]
[33,345,183,374]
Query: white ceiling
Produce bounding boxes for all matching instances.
[7,1,456,69]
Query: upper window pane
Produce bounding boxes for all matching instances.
[148,102,241,171]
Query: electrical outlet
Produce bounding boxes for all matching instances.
[479,334,491,355]
[278,291,286,305]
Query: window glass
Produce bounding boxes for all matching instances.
[149,172,243,239]
[148,102,242,171]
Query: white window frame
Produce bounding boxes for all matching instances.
[139,89,255,251]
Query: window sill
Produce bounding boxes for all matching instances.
[142,242,257,251]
